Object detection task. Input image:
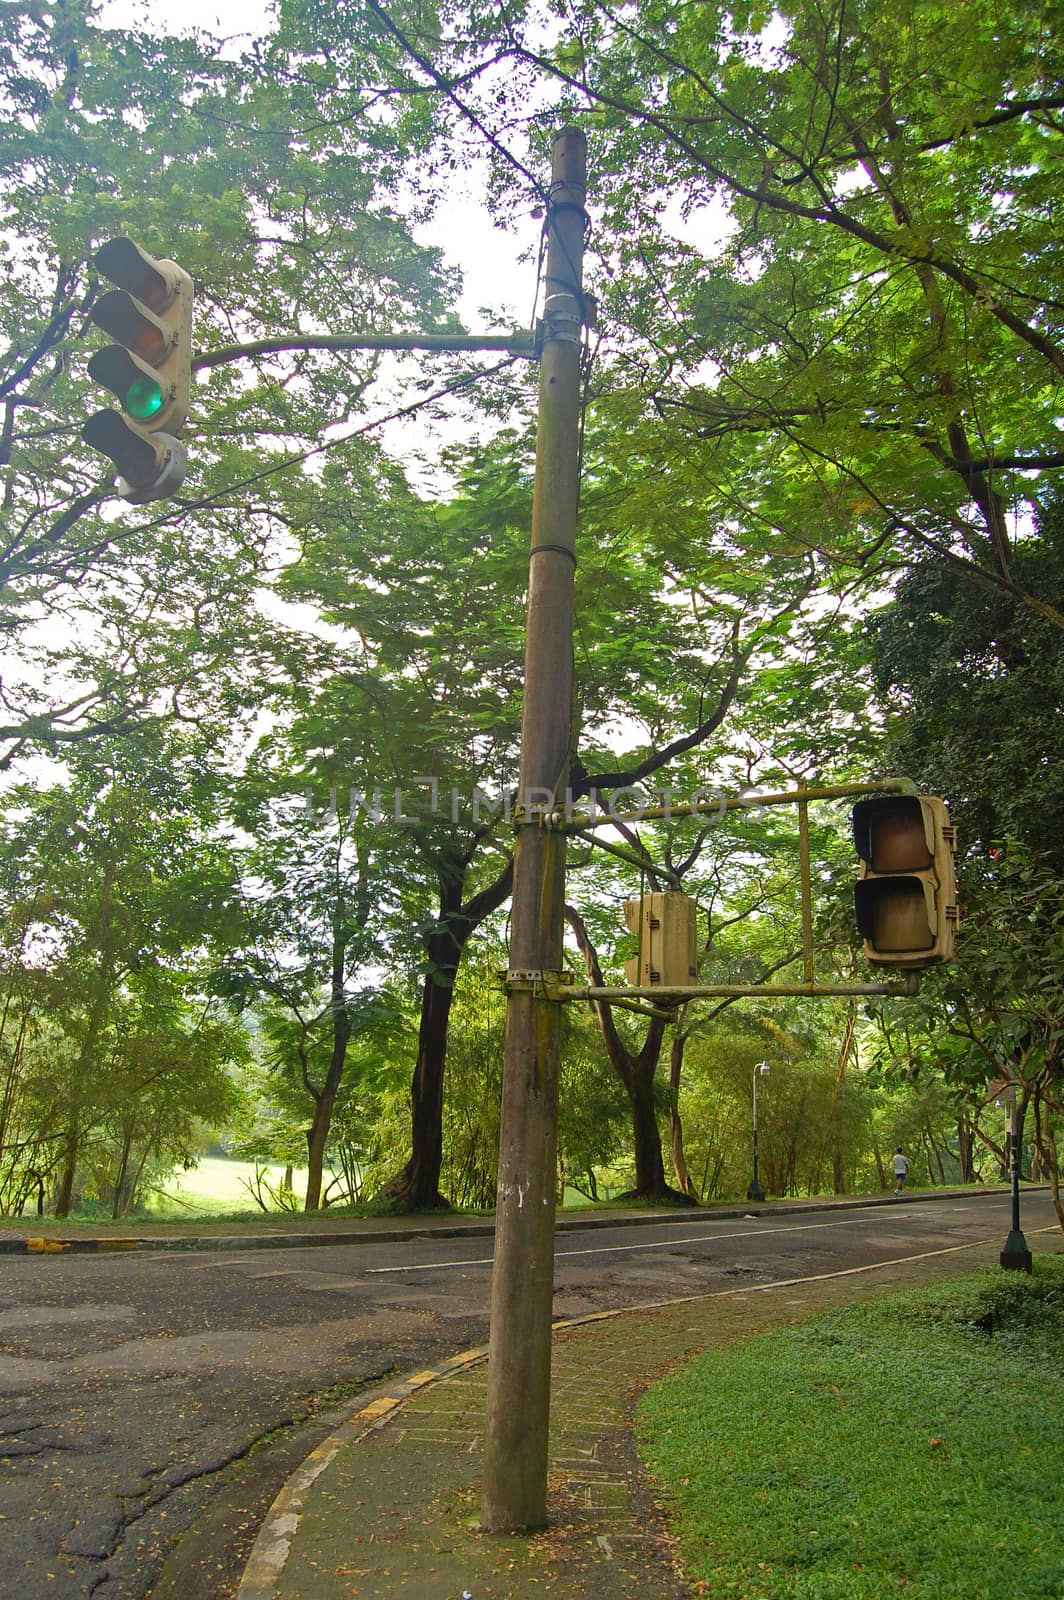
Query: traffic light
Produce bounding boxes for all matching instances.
[82,238,193,503]
[852,795,957,967]
[624,892,699,987]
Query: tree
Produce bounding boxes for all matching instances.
[0,734,244,1214]
[257,442,529,1210]
[869,492,1064,861]
[225,767,402,1213]
[363,0,1063,628]
[864,492,1064,1228]
[0,0,461,764]
[562,773,851,1200]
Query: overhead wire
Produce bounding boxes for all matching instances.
[126,356,526,531]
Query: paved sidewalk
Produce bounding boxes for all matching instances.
[235,1231,1008,1600]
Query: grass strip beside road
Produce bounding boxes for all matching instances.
[637,1255,1064,1600]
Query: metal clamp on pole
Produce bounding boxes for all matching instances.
[501,969,572,999]
[541,291,583,344]
[510,802,564,831]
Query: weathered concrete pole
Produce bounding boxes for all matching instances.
[480,126,587,1532]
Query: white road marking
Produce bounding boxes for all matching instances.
[365,1208,972,1275]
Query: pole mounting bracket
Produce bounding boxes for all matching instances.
[511,802,564,830]
[496,968,572,998]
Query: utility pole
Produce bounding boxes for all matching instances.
[481,127,587,1533]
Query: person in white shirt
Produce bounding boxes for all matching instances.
[892,1148,909,1196]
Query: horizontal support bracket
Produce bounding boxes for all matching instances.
[195,329,536,372]
[568,976,921,1002]
[558,777,920,835]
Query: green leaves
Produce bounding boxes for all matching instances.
[0,0,464,763]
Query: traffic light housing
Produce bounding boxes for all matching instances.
[624,892,699,987]
[82,238,193,503]
[852,795,957,968]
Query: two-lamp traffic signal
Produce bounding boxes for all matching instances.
[852,795,957,967]
[81,238,193,503]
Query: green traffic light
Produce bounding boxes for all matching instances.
[126,375,164,419]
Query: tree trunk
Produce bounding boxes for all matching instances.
[668,1031,697,1199]
[1033,1089,1064,1232]
[111,1122,134,1220]
[381,970,455,1210]
[55,964,113,1219]
[303,927,352,1212]
[305,1082,340,1211]
[566,905,689,1204]
[956,1116,976,1183]
[830,1005,857,1195]
[873,1144,887,1190]
[54,1127,79,1219]
[628,1060,669,1196]
[379,857,513,1214]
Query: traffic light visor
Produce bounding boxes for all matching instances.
[87,346,165,420]
[855,877,935,953]
[94,238,176,312]
[81,409,187,502]
[90,289,173,365]
[81,408,164,488]
[852,796,932,872]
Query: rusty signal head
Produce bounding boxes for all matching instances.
[852,795,957,968]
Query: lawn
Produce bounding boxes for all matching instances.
[637,1257,1064,1600]
[148,1155,310,1214]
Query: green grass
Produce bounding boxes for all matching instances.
[147,1155,310,1214]
[637,1257,1064,1600]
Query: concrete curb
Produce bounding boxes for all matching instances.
[235,1344,491,1600]
[0,1185,1033,1257]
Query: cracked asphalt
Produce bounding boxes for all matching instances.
[0,1246,488,1600]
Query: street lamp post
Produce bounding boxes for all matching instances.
[999,1087,1032,1273]
[747,1061,771,1202]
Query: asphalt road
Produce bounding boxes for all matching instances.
[0,1189,1056,1600]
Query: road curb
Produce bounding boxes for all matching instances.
[4,1235,144,1253]
[0,1185,1038,1257]
[234,1343,492,1600]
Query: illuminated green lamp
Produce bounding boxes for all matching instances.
[125,374,164,419]
[87,287,172,425]
[87,344,167,423]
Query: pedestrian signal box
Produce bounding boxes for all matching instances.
[852,795,957,968]
[624,892,698,988]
